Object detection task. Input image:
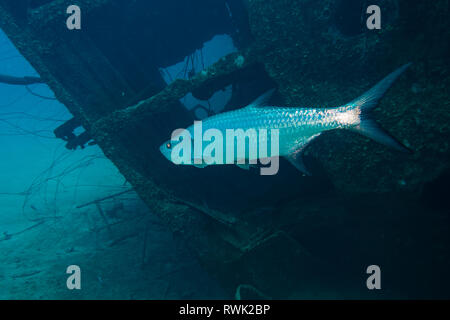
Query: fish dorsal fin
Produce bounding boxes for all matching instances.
[245,89,276,108]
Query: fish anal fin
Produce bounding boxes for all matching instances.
[285,152,311,176]
[285,136,321,176]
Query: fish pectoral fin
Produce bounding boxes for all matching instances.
[236,159,259,170]
[193,159,208,168]
[237,163,250,170]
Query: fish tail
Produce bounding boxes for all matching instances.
[348,63,413,153]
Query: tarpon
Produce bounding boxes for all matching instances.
[160,64,412,175]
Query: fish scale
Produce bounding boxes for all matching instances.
[198,105,355,156]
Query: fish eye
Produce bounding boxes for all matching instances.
[166,143,172,149]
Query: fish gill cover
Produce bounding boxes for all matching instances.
[0,0,448,300]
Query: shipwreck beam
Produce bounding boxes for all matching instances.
[92,51,257,135]
[0,73,44,85]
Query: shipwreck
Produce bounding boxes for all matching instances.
[1,0,449,298]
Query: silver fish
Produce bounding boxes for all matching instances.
[160,64,411,175]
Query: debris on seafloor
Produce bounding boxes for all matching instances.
[75,188,135,209]
[1,231,12,241]
[0,73,44,85]
[0,221,45,242]
[12,270,42,279]
[75,188,136,236]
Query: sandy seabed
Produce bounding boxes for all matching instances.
[0,143,225,299]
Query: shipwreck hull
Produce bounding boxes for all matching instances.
[1,0,449,298]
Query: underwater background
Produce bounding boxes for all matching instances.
[0,0,449,299]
